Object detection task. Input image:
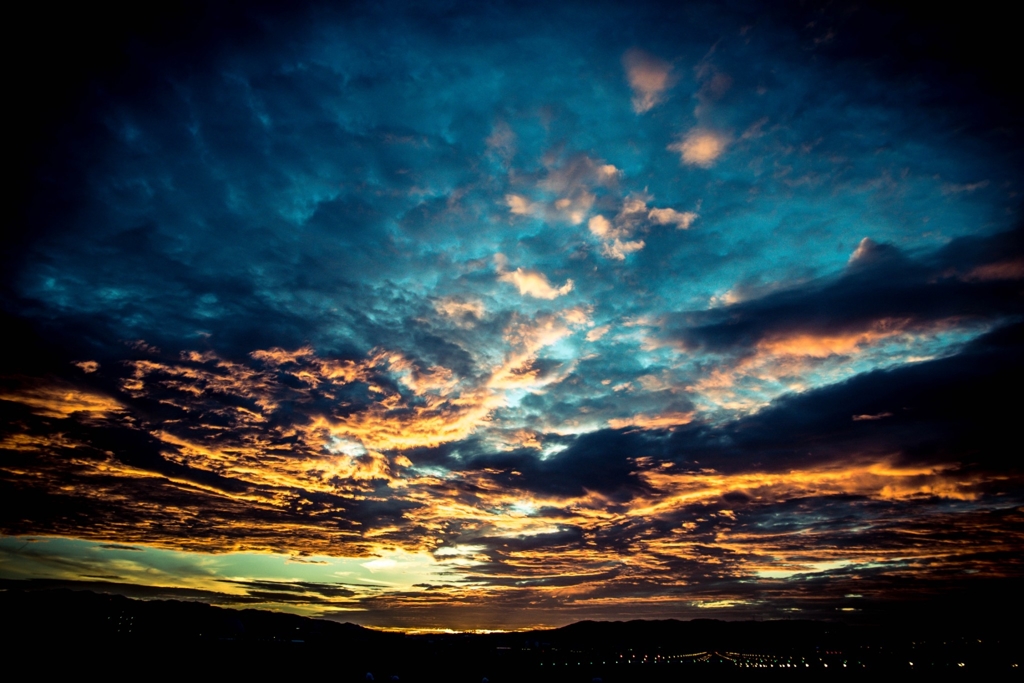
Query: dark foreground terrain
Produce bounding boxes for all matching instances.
[1,587,1019,681]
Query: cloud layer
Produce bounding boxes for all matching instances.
[2,0,1022,629]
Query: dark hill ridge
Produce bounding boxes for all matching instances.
[1,587,1018,680]
[0,585,392,645]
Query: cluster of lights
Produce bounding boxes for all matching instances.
[533,646,1009,670]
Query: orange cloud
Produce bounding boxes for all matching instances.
[648,207,698,229]
[669,128,729,167]
[495,255,574,299]
[587,194,666,260]
[757,328,898,359]
[601,237,645,260]
[504,154,616,226]
[0,384,122,419]
[488,313,577,392]
[685,318,957,415]
[853,412,893,421]
[114,309,591,465]
[608,410,695,430]
[587,214,613,239]
[964,258,1024,282]
[505,193,536,216]
[506,429,543,450]
[434,298,486,324]
[5,377,1017,626]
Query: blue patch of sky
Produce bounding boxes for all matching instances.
[0,535,453,595]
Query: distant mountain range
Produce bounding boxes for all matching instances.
[1,586,1018,680]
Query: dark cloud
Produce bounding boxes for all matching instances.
[663,227,1023,355]
[663,321,1024,474]
[463,429,666,498]
[218,578,358,600]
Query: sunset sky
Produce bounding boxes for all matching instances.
[2,0,1022,631]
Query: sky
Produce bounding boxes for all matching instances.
[2,0,1022,631]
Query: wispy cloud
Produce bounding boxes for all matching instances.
[623,49,676,113]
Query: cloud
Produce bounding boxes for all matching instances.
[848,236,898,264]
[504,154,616,226]
[587,215,613,239]
[648,207,698,229]
[485,120,517,165]
[587,194,697,260]
[590,213,644,260]
[487,311,581,391]
[668,128,729,167]
[495,255,574,299]
[505,194,537,216]
[2,324,1021,622]
[435,328,1024,605]
[601,237,645,261]
[658,230,1024,416]
[0,382,122,419]
[607,410,695,430]
[507,190,595,227]
[665,230,1024,357]
[964,258,1024,282]
[587,195,649,260]
[552,193,595,225]
[540,154,620,195]
[941,179,989,194]
[623,49,676,113]
[692,50,733,118]
[585,325,611,342]
[434,298,486,326]
[756,324,903,359]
